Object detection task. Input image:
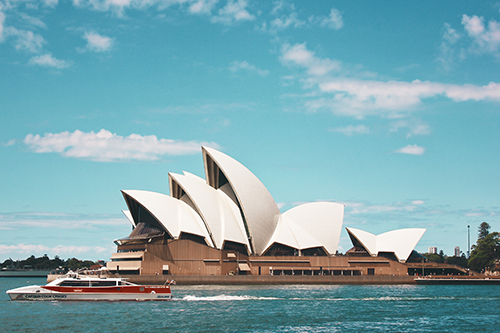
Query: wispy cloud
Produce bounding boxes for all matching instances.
[229,60,269,76]
[0,243,109,255]
[0,211,124,260]
[0,8,6,41]
[83,31,113,52]
[5,27,45,53]
[271,12,305,30]
[2,139,16,147]
[281,42,341,76]
[22,129,220,162]
[0,244,111,260]
[29,53,71,68]
[211,0,255,25]
[393,144,425,155]
[329,124,370,136]
[0,211,126,230]
[188,0,219,15]
[280,42,500,118]
[19,12,47,29]
[310,8,343,30]
[390,118,431,138]
[437,23,463,70]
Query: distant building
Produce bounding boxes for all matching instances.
[454,246,460,257]
[429,247,437,254]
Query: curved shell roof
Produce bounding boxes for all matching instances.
[346,227,426,262]
[264,202,344,255]
[122,189,214,247]
[282,202,344,255]
[168,171,250,253]
[202,146,281,255]
[264,216,324,253]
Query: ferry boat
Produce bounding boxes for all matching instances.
[6,271,174,301]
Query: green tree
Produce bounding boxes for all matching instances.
[446,254,469,268]
[478,222,490,240]
[469,228,500,272]
[423,252,445,263]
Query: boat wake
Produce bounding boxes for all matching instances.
[179,295,280,301]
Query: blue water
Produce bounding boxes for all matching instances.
[1,278,499,332]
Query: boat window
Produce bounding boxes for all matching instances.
[90,280,117,287]
[59,280,90,287]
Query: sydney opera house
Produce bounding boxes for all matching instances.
[106,146,429,277]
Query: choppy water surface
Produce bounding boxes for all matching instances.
[1,278,499,332]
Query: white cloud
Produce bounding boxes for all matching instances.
[271,12,305,29]
[72,0,133,16]
[0,7,5,41]
[211,0,255,25]
[23,129,220,162]
[462,14,500,55]
[0,243,108,254]
[281,43,341,76]
[412,200,425,205]
[83,31,113,52]
[393,144,425,155]
[0,211,126,230]
[390,118,431,138]
[2,139,16,146]
[5,27,45,53]
[308,8,343,30]
[0,243,110,257]
[329,124,370,136]
[229,60,268,76]
[281,42,500,117]
[43,0,59,7]
[271,0,290,15]
[437,23,463,70]
[189,0,218,15]
[29,53,71,68]
[320,8,343,30]
[19,12,47,29]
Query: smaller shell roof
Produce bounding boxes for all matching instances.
[121,189,214,248]
[282,202,344,255]
[346,227,426,262]
[263,202,344,255]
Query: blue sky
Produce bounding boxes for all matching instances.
[1,0,499,262]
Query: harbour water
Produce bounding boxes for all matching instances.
[1,277,499,332]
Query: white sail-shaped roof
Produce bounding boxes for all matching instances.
[263,202,344,255]
[264,216,325,252]
[202,146,281,255]
[168,172,250,253]
[121,190,214,247]
[346,227,426,262]
[122,210,136,228]
[282,202,344,255]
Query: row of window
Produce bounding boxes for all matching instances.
[57,280,128,287]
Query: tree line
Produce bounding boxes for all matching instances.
[423,222,500,273]
[1,254,100,271]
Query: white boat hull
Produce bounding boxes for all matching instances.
[7,285,172,301]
